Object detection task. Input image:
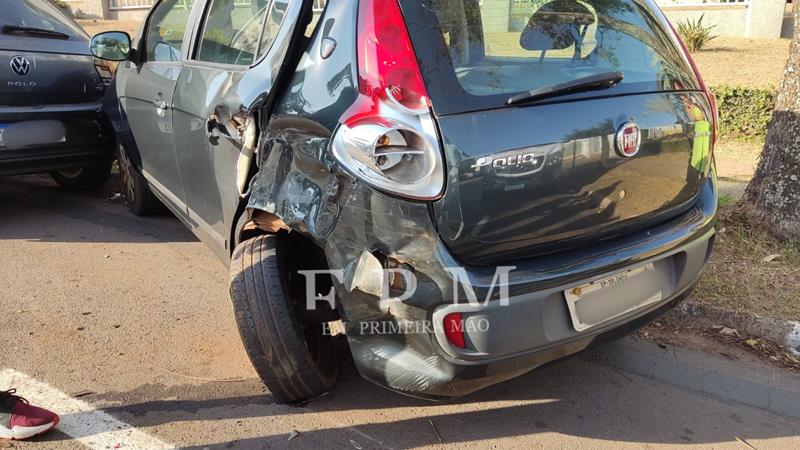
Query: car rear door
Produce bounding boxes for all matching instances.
[171,0,308,258]
[116,0,200,214]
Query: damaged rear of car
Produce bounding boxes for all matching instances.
[240,0,717,400]
[98,0,717,403]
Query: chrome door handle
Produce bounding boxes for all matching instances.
[153,99,168,110]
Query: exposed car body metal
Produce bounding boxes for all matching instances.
[105,0,717,398]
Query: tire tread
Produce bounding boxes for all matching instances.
[229,235,337,403]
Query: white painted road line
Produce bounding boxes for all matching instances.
[0,369,174,449]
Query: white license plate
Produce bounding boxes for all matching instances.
[564,263,661,332]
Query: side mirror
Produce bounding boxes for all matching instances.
[90,31,132,61]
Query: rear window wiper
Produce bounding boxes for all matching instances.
[2,25,70,39]
[507,71,624,106]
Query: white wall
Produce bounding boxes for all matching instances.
[108,8,150,21]
[63,0,150,21]
[659,0,787,38]
[63,0,107,19]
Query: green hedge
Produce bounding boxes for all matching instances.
[711,86,776,140]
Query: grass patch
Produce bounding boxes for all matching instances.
[718,195,734,207]
[694,207,800,321]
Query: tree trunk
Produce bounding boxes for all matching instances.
[742,4,800,240]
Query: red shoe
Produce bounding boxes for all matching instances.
[0,389,60,440]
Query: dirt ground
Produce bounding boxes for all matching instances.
[640,320,800,373]
[714,138,762,183]
[1,175,800,449]
[692,37,791,88]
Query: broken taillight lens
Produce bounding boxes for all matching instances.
[329,0,444,200]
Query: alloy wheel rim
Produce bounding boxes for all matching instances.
[118,143,136,204]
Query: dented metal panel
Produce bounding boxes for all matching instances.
[171,0,310,259]
[240,0,719,397]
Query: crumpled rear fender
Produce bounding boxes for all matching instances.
[244,109,467,395]
[239,0,494,397]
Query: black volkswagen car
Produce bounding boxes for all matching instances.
[0,0,114,189]
[94,0,718,403]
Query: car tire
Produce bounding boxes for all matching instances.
[117,139,162,216]
[229,234,339,404]
[50,161,112,191]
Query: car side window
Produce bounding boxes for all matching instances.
[195,0,276,66]
[145,0,195,62]
[256,0,289,61]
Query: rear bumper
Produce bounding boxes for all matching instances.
[328,169,718,398]
[0,102,113,176]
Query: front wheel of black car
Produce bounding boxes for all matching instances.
[229,234,339,404]
[117,140,162,216]
[50,161,112,191]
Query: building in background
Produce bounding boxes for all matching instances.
[63,0,789,38]
[480,0,787,39]
[63,0,325,22]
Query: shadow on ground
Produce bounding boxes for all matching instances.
[0,175,195,244]
[6,174,799,449]
[39,345,800,449]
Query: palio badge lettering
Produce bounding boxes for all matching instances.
[10,56,32,76]
[469,149,545,176]
[615,122,641,157]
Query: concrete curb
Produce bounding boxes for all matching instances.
[666,300,800,355]
[588,337,800,420]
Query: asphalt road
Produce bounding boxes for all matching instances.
[1,175,799,450]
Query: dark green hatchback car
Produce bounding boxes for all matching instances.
[95,0,718,403]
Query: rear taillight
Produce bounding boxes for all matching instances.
[666,19,718,152]
[93,58,116,86]
[329,0,444,200]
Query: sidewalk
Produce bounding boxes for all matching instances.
[589,334,800,420]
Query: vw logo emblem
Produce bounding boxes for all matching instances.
[10,56,31,76]
[615,122,641,157]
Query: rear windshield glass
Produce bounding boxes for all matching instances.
[399,0,699,115]
[0,0,87,40]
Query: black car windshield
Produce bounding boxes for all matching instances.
[0,0,88,40]
[399,0,699,115]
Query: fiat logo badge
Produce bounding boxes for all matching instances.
[615,122,641,157]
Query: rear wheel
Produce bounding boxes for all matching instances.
[229,234,339,404]
[50,161,112,191]
[117,139,162,216]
